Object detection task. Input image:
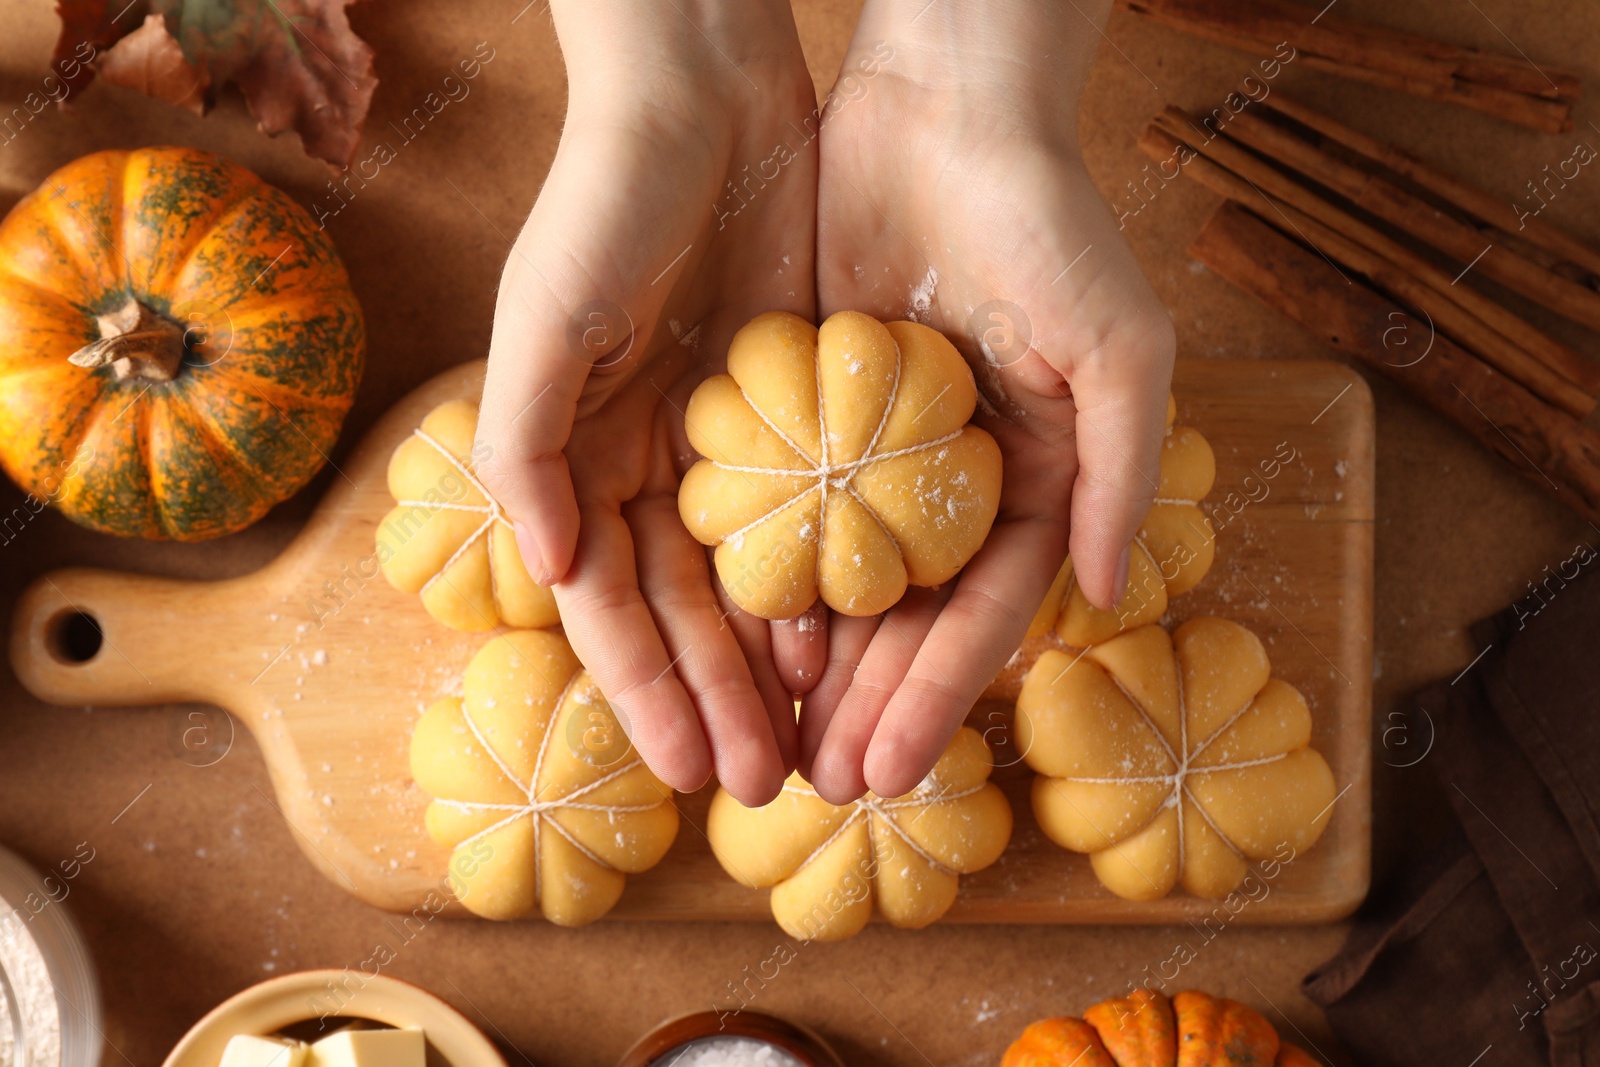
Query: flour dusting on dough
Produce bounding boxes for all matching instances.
[908,265,938,321]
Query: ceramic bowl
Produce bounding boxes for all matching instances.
[617,1010,845,1066]
[161,970,507,1067]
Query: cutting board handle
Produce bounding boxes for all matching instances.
[9,567,238,707]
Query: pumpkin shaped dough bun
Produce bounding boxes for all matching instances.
[1017,617,1336,902]
[378,398,559,632]
[410,630,678,925]
[707,725,1012,941]
[678,310,1002,619]
[1027,395,1216,648]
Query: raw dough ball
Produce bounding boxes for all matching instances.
[410,630,678,924]
[678,310,1002,619]
[378,399,558,631]
[1016,617,1336,901]
[1027,396,1215,647]
[706,727,1012,940]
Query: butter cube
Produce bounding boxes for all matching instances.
[308,1028,425,1067]
[219,1034,308,1067]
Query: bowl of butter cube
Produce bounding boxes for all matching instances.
[162,970,507,1067]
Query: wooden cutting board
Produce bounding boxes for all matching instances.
[9,357,1373,925]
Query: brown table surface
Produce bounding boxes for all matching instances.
[2,1,1596,1064]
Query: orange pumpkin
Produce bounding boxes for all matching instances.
[0,147,364,540]
[1003,989,1316,1067]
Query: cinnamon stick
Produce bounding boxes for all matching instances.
[1140,124,1594,417]
[1148,106,1600,398]
[1259,93,1600,280]
[1219,106,1600,334]
[1126,0,1575,97]
[1287,55,1572,135]
[1116,0,1579,132]
[1189,203,1600,529]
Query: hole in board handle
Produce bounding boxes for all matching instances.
[47,610,103,665]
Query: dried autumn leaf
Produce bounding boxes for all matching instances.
[94,14,209,114]
[51,0,377,168]
[51,0,130,96]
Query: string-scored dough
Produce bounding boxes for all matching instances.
[378,399,559,632]
[707,726,1012,940]
[1016,617,1336,901]
[410,630,678,924]
[679,311,1002,619]
[1027,395,1216,647]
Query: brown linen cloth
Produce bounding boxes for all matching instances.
[1303,564,1600,1067]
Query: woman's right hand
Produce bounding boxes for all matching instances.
[473,0,821,806]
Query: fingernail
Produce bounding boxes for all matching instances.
[1111,543,1132,609]
[513,521,554,586]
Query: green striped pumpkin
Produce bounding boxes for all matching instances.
[0,147,364,539]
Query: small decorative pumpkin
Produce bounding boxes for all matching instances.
[678,310,1002,619]
[1027,397,1215,646]
[409,630,678,924]
[378,399,558,631]
[0,147,364,540]
[1003,988,1319,1067]
[1016,617,1336,901]
[706,726,1011,941]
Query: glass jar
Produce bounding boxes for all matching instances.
[0,844,101,1067]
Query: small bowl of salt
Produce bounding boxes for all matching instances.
[617,1010,844,1067]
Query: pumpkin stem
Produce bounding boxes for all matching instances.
[67,299,188,382]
